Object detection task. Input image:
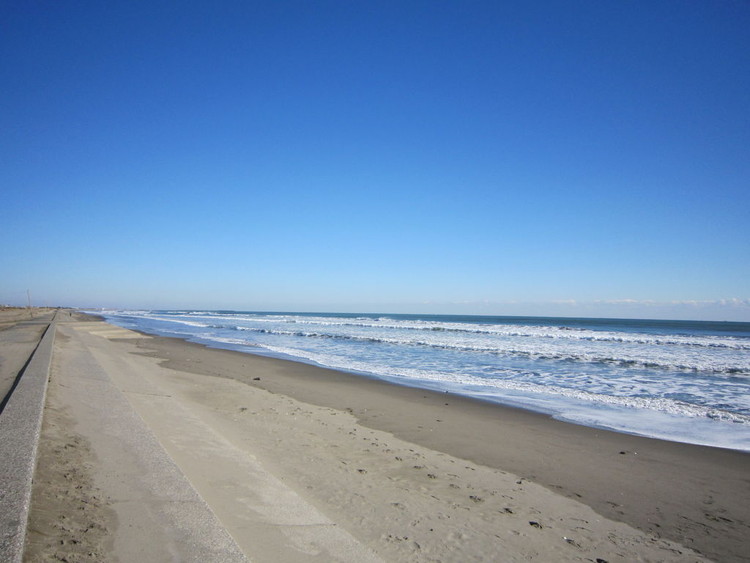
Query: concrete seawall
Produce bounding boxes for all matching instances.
[0,313,56,563]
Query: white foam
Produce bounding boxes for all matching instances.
[256,343,750,450]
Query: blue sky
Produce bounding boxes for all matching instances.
[2,1,749,320]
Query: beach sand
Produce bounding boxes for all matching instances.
[24,314,750,561]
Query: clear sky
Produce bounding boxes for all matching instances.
[2,1,749,320]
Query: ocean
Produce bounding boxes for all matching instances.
[96,310,750,452]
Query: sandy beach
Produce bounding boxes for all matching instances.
[20,313,750,561]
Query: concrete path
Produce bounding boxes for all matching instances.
[38,317,249,562]
[20,315,381,562]
[63,321,382,563]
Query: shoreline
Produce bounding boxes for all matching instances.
[26,315,750,561]
[154,332,750,451]
[96,309,750,453]
[135,330,750,561]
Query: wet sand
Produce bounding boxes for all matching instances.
[24,315,750,561]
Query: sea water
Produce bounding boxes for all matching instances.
[95,310,750,451]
